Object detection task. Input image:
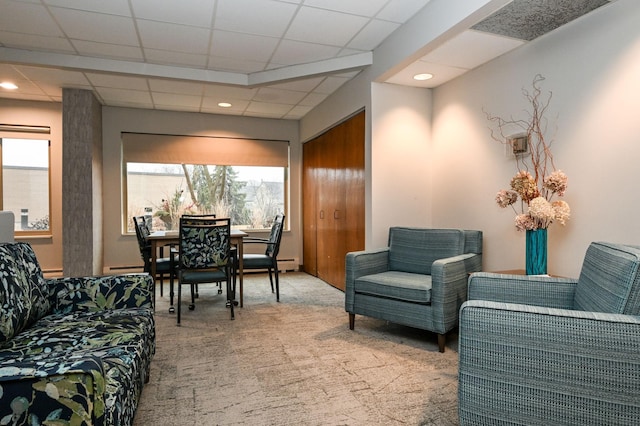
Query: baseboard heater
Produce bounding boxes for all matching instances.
[102,259,299,275]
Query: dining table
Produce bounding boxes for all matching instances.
[147,228,249,308]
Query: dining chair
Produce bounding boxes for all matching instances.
[133,215,176,305]
[241,214,285,301]
[177,215,236,324]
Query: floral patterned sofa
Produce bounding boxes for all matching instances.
[0,242,155,425]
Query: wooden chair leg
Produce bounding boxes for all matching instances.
[349,313,355,330]
[437,333,446,353]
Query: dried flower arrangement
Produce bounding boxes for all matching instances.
[487,74,570,231]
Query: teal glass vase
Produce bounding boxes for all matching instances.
[526,228,547,275]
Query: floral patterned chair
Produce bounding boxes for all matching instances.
[0,242,155,426]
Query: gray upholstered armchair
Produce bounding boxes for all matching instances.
[458,242,640,425]
[345,227,483,352]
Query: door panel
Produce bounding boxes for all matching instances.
[302,111,365,290]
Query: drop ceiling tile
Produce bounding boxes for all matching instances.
[303,0,389,17]
[254,87,307,105]
[71,40,144,61]
[148,79,204,96]
[131,0,215,27]
[423,30,524,70]
[284,104,313,119]
[42,0,131,16]
[201,97,250,111]
[376,0,429,23]
[16,66,91,85]
[1,79,45,95]
[285,7,369,46]
[49,8,138,46]
[313,75,350,94]
[137,20,210,54]
[0,64,24,80]
[210,30,280,63]
[0,31,75,53]
[298,92,328,106]
[86,73,149,91]
[0,2,62,36]
[385,60,467,88]
[271,40,340,66]
[246,101,292,115]
[144,49,208,69]
[96,86,152,104]
[215,0,298,37]
[151,92,202,109]
[347,18,400,50]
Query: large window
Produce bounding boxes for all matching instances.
[122,133,288,233]
[0,137,51,234]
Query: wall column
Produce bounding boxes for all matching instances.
[62,88,103,276]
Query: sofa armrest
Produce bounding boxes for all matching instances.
[345,248,390,310]
[429,253,482,332]
[468,272,578,309]
[458,300,640,425]
[0,356,106,425]
[49,273,154,314]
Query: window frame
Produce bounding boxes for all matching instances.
[0,132,52,237]
[120,133,290,235]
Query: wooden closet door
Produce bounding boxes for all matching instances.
[302,111,365,290]
[302,137,319,276]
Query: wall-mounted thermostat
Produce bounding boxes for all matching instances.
[507,134,529,157]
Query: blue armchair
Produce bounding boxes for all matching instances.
[346,228,483,352]
[458,242,640,425]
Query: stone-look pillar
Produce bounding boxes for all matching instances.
[62,89,103,277]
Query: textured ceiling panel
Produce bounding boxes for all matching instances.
[472,0,611,41]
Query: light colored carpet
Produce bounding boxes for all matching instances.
[134,272,459,426]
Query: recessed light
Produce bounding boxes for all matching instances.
[218,102,232,108]
[413,73,433,81]
[0,82,18,90]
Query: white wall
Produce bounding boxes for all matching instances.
[370,82,432,248]
[102,107,300,271]
[431,0,640,277]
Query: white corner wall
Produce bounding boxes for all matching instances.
[370,83,432,247]
[431,0,640,277]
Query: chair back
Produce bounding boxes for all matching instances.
[265,214,285,258]
[133,216,152,270]
[387,228,466,275]
[574,242,640,315]
[179,216,231,271]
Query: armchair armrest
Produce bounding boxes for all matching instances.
[459,300,640,425]
[345,248,390,309]
[49,273,154,314]
[430,253,482,332]
[0,355,106,425]
[468,272,578,309]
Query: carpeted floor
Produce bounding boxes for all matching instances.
[133,272,460,426]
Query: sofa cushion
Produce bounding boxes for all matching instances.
[355,271,432,304]
[0,242,50,343]
[388,228,465,275]
[574,242,640,315]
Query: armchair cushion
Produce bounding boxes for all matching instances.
[574,242,640,314]
[388,228,465,275]
[354,271,432,304]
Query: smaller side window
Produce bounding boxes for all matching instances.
[0,138,51,234]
